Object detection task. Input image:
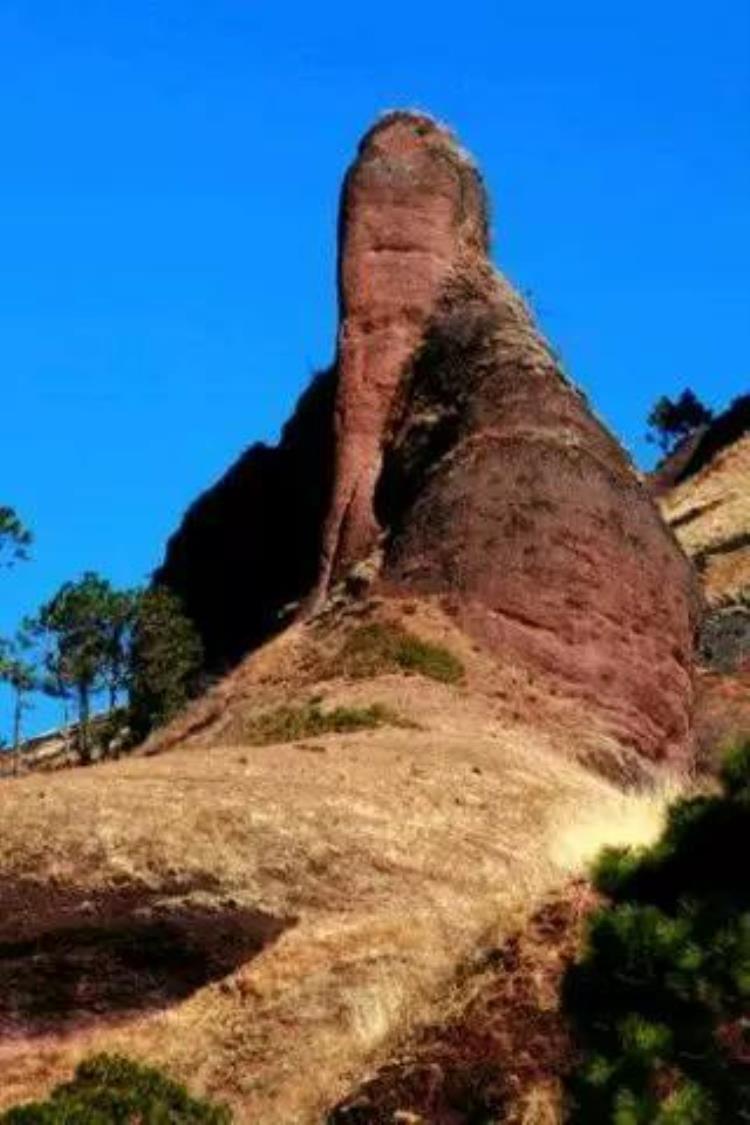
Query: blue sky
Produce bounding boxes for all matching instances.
[1,1,748,737]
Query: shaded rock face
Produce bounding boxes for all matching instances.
[159,110,699,761]
[316,113,489,595]
[156,368,336,672]
[377,269,700,762]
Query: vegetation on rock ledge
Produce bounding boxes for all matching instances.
[337,622,465,684]
[234,698,416,746]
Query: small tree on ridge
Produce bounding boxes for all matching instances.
[646,389,713,455]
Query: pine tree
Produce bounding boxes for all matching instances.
[0,631,37,766]
[646,389,713,455]
[32,572,116,763]
[128,586,203,738]
[0,506,31,567]
[564,743,750,1122]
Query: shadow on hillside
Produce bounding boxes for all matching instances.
[0,884,289,1038]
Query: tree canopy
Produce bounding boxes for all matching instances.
[564,742,750,1122]
[11,574,202,759]
[646,389,713,455]
[32,572,123,762]
[128,585,203,739]
[0,506,31,567]
[0,631,37,756]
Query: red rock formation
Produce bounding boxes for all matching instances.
[376,264,701,763]
[314,112,489,597]
[159,110,699,763]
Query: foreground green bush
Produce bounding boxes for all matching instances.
[564,741,750,1123]
[1,1054,230,1124]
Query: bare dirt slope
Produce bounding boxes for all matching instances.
[329,882,598,1124]
[0,601,672,1122]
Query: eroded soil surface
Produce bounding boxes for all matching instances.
[328,883,596,1125]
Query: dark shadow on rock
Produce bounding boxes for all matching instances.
[156,366,337,674]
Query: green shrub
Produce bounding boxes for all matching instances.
[564,740,750,1123]
[720,739,750,798]
[1,1054,230,1123]
[129,586,204,740]
[338,623,464,684]
[238,699,414,746]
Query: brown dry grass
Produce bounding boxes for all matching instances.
[328,884,599,1124]
[0,598,680,1123]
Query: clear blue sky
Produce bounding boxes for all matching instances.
[1,1,748,737]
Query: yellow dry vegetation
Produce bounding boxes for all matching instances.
[0,599,680,1123]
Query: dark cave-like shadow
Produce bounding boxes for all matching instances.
[0,893,289,1038]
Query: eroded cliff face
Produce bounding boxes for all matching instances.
[158,110,699,761]
[376,267,699,762]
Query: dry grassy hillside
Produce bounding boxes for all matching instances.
[0,600,676,1123]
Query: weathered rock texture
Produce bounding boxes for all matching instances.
[159,111,699,761]
[315,113,489,595]
[376,264,699,762]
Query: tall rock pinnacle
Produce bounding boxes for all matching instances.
[159,110,699,764]
[315,112,489,597]
[318,110,699,762]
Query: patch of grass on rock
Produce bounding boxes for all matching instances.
[338,623,464,684]
[240,699,415,746]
